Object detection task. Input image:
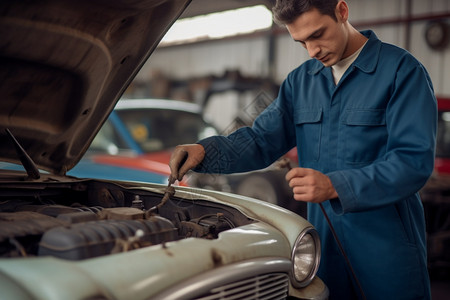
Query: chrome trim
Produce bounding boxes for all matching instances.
[152,257,291,300]
[290,226,321,288]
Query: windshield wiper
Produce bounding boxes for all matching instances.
[5,128,40,179]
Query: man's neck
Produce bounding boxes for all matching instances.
[342,24,368,59]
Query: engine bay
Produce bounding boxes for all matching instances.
[0,180,254,260]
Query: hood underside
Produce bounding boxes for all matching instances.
[0,0,190,175]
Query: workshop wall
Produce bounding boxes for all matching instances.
[135,0,450,98]
[140,36,270,82]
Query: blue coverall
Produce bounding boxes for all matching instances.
[195,30,437,299]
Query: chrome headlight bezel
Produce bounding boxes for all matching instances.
[290,226,321,288]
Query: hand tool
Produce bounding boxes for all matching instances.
[146,176,176,216]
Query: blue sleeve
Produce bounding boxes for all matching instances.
[195,79,297,174]
[328,61,437,214]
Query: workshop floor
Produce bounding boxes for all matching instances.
[430,269,450,300]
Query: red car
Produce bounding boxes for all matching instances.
[420,97,450,271]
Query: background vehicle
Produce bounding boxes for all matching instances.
[72,98,306,216]
[69,99,229,190]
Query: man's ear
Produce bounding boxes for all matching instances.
[335,1,349,23]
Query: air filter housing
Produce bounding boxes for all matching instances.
[38,216,178,260]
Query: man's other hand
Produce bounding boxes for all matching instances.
[285,167,338,203]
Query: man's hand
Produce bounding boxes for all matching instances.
[169,144,205,182]
[285,167,338,203]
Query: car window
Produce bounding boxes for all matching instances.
[90,119,129,154]
[436,111,450,158]
[116,108,218,152]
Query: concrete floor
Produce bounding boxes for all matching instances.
[430,269,450,300]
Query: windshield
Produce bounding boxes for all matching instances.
[89,119,130,155]
[115,108,218,153]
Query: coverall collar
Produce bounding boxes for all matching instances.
[308,30,380,75]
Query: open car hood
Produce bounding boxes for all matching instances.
[0,0,190,175]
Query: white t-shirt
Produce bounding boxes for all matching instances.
[331,42,367,85]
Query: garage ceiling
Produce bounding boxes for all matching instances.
[180,0,275,18]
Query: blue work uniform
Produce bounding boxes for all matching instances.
[195,30,436,299]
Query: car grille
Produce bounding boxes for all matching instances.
[194,273,289,300]
[152,258,293,300]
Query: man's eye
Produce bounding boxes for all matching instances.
[312,32,322,39]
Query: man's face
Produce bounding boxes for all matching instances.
[286,7,348,67]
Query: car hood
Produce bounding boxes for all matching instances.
[0,0,190,175]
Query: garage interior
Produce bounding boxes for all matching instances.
[123,0,450,298]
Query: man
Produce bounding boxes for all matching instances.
[169,1,436,299]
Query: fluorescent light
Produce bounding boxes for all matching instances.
[161,5,273,45]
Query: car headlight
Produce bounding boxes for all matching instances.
[290,226,321,288]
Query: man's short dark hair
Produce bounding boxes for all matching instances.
[272,0,338,25]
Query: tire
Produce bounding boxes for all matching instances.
[234,172,307,218]
[235,174,281,205]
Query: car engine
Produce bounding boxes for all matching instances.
[0,180,253,260]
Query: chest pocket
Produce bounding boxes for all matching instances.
[342,109,387,164]
[294,109,322,163]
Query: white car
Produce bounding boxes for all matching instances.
[0,0,328,299]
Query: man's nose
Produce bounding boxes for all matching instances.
[306,42,320,58]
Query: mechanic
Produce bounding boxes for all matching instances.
[168,0,436,299]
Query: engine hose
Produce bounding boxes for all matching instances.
[318,202,366,300]
[279,158,366,300]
